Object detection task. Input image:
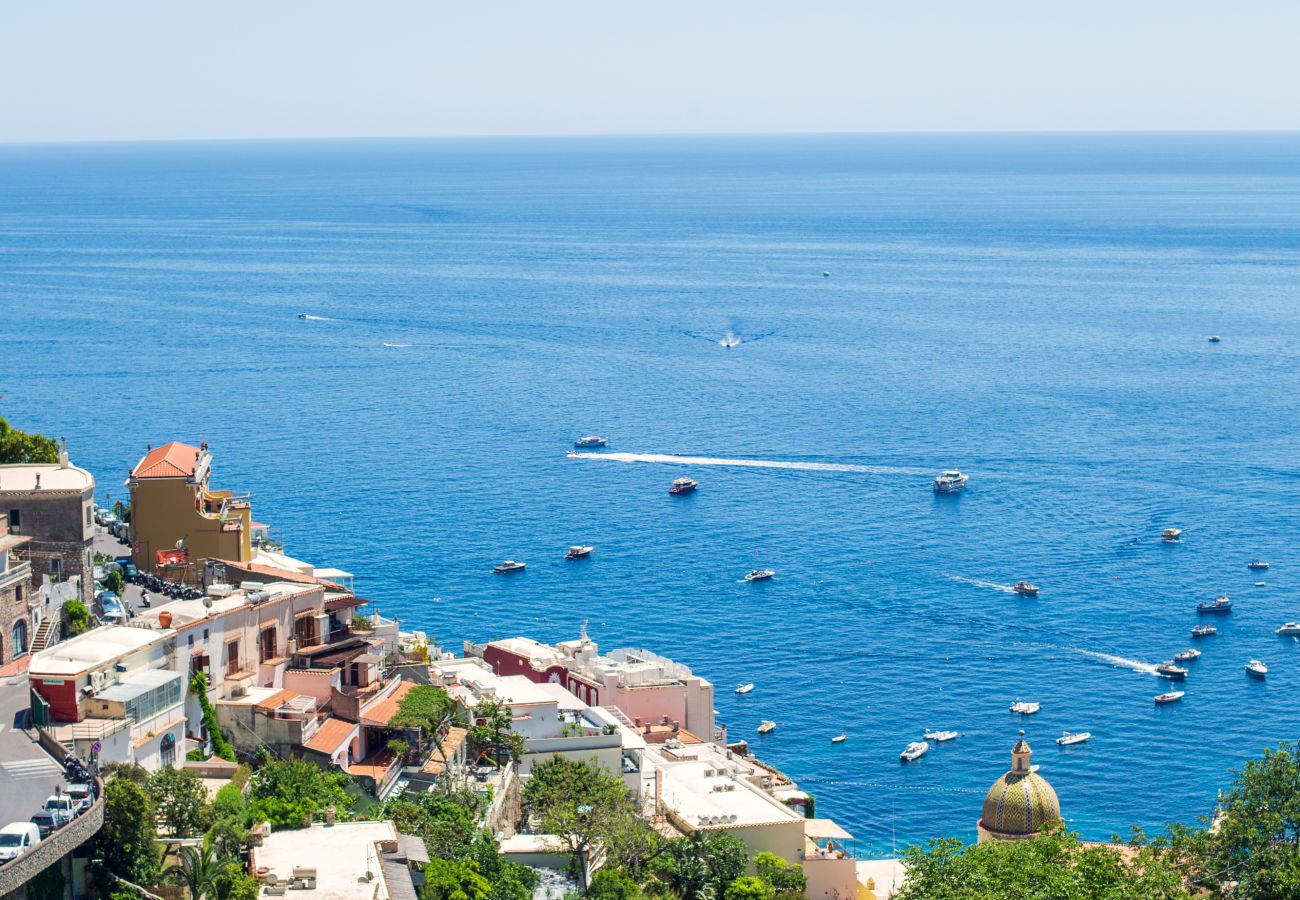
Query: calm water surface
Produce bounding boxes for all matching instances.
[3,133,1300,854]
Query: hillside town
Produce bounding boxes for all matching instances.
[0,431,1293,900]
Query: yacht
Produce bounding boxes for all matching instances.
[1162,528,1183,542]
[492,560,526,574]
[1276,623,1300,636]
[565,545,594,559]
[923,729,959,743]
[757,720,777,734]
[933,471,969,494]
[1056,731,1091,746]
[745,569,775,582]
[1173,648,1202,663]
[1197,595,1232,614]
[1248,560,1270,571]
[1156,662,1189,681]
[1009,700,1040,715]
[1012,581,1039,596]
[573,435,608,448]
[1191,624,1217,638]
[1154,691,1185,705]
[831,734,847,744]
[1245,660,1268,679]
[900,741,929,762]
[668,477,698,495]
[735,682,755,695]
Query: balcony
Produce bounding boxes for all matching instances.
[0,560,31,594]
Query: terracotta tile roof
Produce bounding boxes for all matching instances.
[325,595,367,612]
[132,441,201,479]
[255,689,299,712]
[217,560,343,590]
[305,716,357,755]
[361,680,416,727]
[420,726,468,776]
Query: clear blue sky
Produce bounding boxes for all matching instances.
[3,1,1298,142]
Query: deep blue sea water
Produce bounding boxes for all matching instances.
[3,133,1300,855]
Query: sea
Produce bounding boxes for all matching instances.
[3,133,1300,855]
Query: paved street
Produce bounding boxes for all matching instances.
[0,670,65,828]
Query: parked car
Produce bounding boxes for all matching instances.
[92,565,106,583]
[41,796,75,829]
[64,784,93,816]
[29,812,58,839]
[0,822,40,862]
[122,562,139,580]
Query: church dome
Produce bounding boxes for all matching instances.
[977,737,1061,841]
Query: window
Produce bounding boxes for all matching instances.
[49,558,61,578]
[123,676,182,722]
[7,510,17,528]
[225,640,241,677]
[11,620,26,656]
[187,634,194,647]
[259,626,277,662]
[294,614,317,647]
[160,732,176,767]
[85,505,92,527]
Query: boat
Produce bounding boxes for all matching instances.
[1208,335,1221,343]
[831,734,847,744]
[822,271,831,277]
[1156,662,1189,681]
[757,720,776,734]
[1276,623,1300,636]
[923,729,959,742]
[565,545,594,559]
[1173,648,1202,662]
[574,435,608,448]
[1009,700,1040,715]
[668,477,698,495]
[1012,581,1039,596]
[296,312,308,319]
[745,569,775,582]
[735,683,755,695]
[1245,660,1268,679]
[1197,595,1232,614]
[1191,624,1218,638]
[900,741,929,762]
[1255,582,1268,587]
[492,560,526,574]
[1248,560,1269,570]
[1154,691,1184,705]
[1162,528,1183,542]
[933,470,969,494]
[1056,731,1091,746]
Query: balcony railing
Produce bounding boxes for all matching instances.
[0,560,32,593]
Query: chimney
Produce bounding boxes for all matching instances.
[58,438,69,469]
[33,472,40,490]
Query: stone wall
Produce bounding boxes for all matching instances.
[1,490,93,604]
[0,778,102,899]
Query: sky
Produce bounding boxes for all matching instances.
[2,1,1298,142]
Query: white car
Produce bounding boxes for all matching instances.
[0,822,40,862]
[65,783,93,816]
[41,796,75,829]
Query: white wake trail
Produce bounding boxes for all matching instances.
[944,574,1017,593]
[567,451,933,476]
[1066,648,1159,676]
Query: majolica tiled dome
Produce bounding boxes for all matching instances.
[978,737,1061,840]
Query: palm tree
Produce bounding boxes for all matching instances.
[163,841,239,900]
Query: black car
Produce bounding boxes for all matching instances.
[29,811,59,838]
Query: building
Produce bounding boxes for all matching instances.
[250,820,425,899]
[0,524,35,665]
[468,627,717,743]
[0,442,96,603]
[127,441,252,582]
[976,735,1062,842]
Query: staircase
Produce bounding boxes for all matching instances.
[29,617,60,653]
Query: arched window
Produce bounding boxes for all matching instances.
[160,732,176,768]
[11,620,26,657]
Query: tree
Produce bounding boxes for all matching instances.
[467,697,525,766]
[589,868,643,900]
[103,568,125,595]
[421,857,491,900]
[164,841,241,900]
[247,758,352,829]
[62,599,93,636]
[754,852,806,898]
[896,827,1191,900]
[0,418,58,464]
[207,782,249,858]
[522,757,636,881]
[725,876,774,900]
[150,765,212,837]
[87,775,160,893]
[654,832,748,900]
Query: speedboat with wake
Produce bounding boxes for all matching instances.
[1173,648,1202,663]
[1010,699,1040,715]
[900,741,929,762]
[1276,623,1300,636]
[1056,731,1091,746]
[933,470,969,494]
[565,545,594,559]
[1156,662,1188,681]
[1245,660,1268,679]
[492,560,526,574]
[1154,691,1184,705]
[573,435,608,448]
[668,477,698,495]
[1012,581,1039,596]
[757,720,776,734]
[745,569,775,582]
[735,682,754,695]
[1197,595,1232,614]
[923,729,959,742]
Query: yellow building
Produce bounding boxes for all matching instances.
[977,734,1061,842]
[127,441,252,581]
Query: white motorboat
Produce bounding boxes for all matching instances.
[900,741,929,762]
[492,560,526,574]
[1173,648,1202,663]
[1010,700,1040,715]
[1056,731,1091,746]
[1154,691,1184,705]
[1191,624,1217,638]
[831,734,847,744]
[923,729,959,742]
[1012,581,1039,596]
[1247,560,1270,571]
[933,470,969,494]
[1245,660,1268,679]
[1255,582,1268,587]
[735,682,755,695]
[574,435,608,448]
[745,569,775,582]
[1156,662,1188,681]
[757,720,776,734]
[565,545,594,559]
[669,477,698,495]
[1162,527,1183,542]
[1276,623,1300,636]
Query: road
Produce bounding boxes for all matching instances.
[0,671,65,828]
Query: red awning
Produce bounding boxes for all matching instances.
[156,549,189,566]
